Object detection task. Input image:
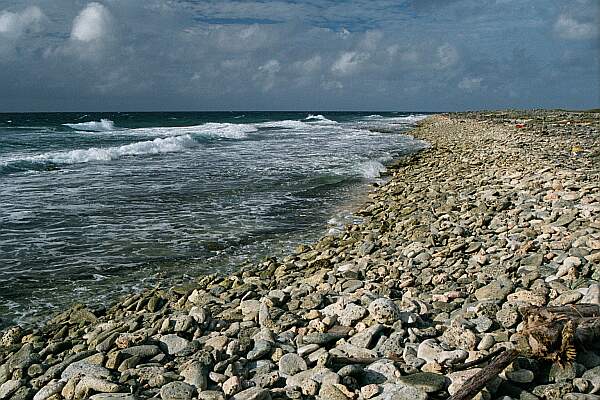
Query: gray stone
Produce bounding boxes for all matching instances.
[159,334,192,355]
[231,387,272,400]
[198,391,225,400]
[61,361,111,380]
[371,383,427,400]
[278,353,307,376]
[581,284,600,304]
[247,339,272,361]
[180,361,207,390]
[317,383,348,400]
[338,303,367,326]
[120,345,161,358]
[368,298,401,324]
[532,382,574,399]
[223,376,243,396]
[33,379,66,400]
[506,369,535,383]
[364,360,400,384]
[417,339,468,366]
[349,324,384,349]
[160,381,194,400]
[302,333,345,345]
[474,277,514,301]
[378,332,404,357]
[89,395,138,400]
[396,372,447,393]
[0,379,22,399]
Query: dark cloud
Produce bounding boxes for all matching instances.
[0,0,598,111]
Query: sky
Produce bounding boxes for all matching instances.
[0,0,599,111]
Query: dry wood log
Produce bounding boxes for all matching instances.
[448,349,519,400]
[448,304,600,400]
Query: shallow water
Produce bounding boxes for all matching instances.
[0,111,429,327]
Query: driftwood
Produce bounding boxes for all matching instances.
[449,304,600,400]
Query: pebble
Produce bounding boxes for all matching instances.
[2,112,599,400]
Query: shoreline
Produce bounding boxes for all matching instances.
[1,110,599,400]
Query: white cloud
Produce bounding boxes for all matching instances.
[555,14,599,40]
[436,44,459,69]
[71,3,112,42]
[331,51,369,75]
[458,77,483,91]
[294,55,322,74]
[254,59,281,91]
[0,6,44,38]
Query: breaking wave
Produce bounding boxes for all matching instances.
[0,135,196,175]
[304,114,338,125]
[357,160,387,179]
[63,119,117,132]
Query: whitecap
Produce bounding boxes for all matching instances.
[126,123,258,139]
[304,114,338,125]
[63,119,117,132]
[30,134,196,165]
[256,120,311,130]
[357,160,387,179]
[380,114,429,124]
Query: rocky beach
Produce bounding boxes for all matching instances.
[1,110,599,400]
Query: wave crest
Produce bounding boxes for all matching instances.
[357,160,387,179]
[1,135,196,175]
[63,119,117,132]
[304,114,338,125]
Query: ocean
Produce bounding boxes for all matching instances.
[0,112,429,327]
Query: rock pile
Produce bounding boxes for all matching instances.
[1,110,599,400]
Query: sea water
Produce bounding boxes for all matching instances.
[0,112,429,327]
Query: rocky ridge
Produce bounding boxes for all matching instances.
[1,110,599,400]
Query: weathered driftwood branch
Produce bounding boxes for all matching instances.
[449,304,600,400]
[448,349,520,400]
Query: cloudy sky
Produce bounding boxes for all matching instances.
[0,0,599,111]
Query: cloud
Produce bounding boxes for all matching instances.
[458,77,483,91]
[71,2,112,42]
[254,59,281,91]
[331,51,369,75]
[0,6,45,60]
[555,14,599,40]
[0,0,598,111]
[436,44,459,69]
[0,6,44,37]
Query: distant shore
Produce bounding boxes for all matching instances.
[1,110,599,400]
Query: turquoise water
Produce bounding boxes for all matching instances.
[0,112,429,326]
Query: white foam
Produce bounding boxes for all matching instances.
[304,114,338,125]
[382,114,429,124]
[357,160,387,179]
[63,119,117,132]
[127,123,258,139]
[256,120,311,130]
[30,135,196,165]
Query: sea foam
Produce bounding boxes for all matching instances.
[127,123,259,139]
[304,114,338,125]
[63,119,117,132]
[357,160,387,179]
[31,135,196,165]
